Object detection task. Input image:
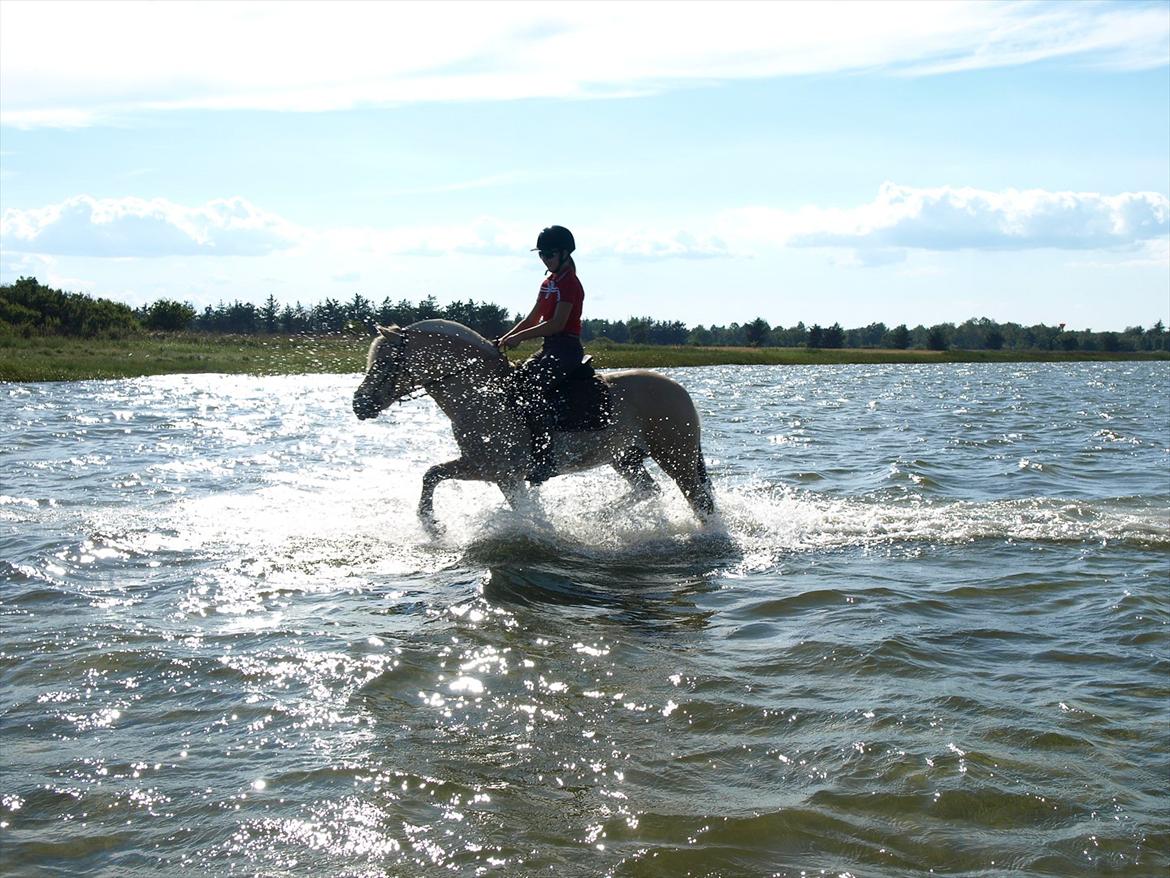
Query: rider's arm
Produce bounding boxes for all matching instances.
[502,302,572,346]
[498,302,543,345]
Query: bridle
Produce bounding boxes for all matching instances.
[363,328,423,405]
[364,327,509,407]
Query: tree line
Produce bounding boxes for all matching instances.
[1,276,1166,353]
[182,292,512,340]
[0,278,513,342]
[634,316,1169,353]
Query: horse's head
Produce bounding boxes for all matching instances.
[353,325,409,420]
[353,319,509,420]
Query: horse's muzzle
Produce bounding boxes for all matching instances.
[353,393,379,420]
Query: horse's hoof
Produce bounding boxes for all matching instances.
[419,514,444,539]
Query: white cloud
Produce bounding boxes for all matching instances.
[1,195,303,257]
[5,185,1165,267]
[589,230,733,262]
[722,183,1170,255]
[2,0,1166,127]
[1068,235,1170,269]
[317,219,731,262]
[0,251,99,294]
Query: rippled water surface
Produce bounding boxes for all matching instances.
[2,362,1168,877]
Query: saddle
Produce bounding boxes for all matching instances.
[510,355,613,433]
[548,356,613,432]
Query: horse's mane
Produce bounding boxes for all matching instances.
[407,319,497,356]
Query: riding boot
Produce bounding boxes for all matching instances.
[526,407,556,485]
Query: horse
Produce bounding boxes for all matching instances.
[352,319,715,530]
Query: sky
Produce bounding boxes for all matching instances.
[1,0,1168,332]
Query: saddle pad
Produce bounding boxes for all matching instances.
[552,376,613,432]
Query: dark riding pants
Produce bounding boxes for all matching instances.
[514,334,584,418]
[514,334,583,478]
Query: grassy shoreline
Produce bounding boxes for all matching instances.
[1,333,1166,382]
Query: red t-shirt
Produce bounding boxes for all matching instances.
[537,267,584,337]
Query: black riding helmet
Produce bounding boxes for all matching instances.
[532,225,575,254]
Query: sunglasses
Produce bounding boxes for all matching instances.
[538,250,559,259]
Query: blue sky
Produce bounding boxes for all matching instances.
[1,0,1168,331]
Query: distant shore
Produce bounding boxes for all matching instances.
[1,333,1166,382]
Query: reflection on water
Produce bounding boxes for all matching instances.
[1,363,1168,876]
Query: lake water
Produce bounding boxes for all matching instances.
[1,362,1167,877]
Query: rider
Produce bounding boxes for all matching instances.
[495,225,585,484]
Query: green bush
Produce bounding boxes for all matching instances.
[0,277,141,338]
[140,299,196,331]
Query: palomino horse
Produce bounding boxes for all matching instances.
[352,320,715,529]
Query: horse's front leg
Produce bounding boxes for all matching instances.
[419,458,474,532]
[497,477,530,511]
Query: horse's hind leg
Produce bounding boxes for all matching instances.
[690,456,716,516]
[612,446,660,501]
[650,442,715,518]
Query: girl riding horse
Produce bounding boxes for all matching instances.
[494,225,585,483]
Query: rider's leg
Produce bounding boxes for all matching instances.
[515,343,577,484]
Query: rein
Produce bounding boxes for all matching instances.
[376,327,508,403]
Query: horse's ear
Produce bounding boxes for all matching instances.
[377,324,400,338]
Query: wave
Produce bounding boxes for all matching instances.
[78,467,1165,584]
[714,482,1170,560]
[11,452,1162,602]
